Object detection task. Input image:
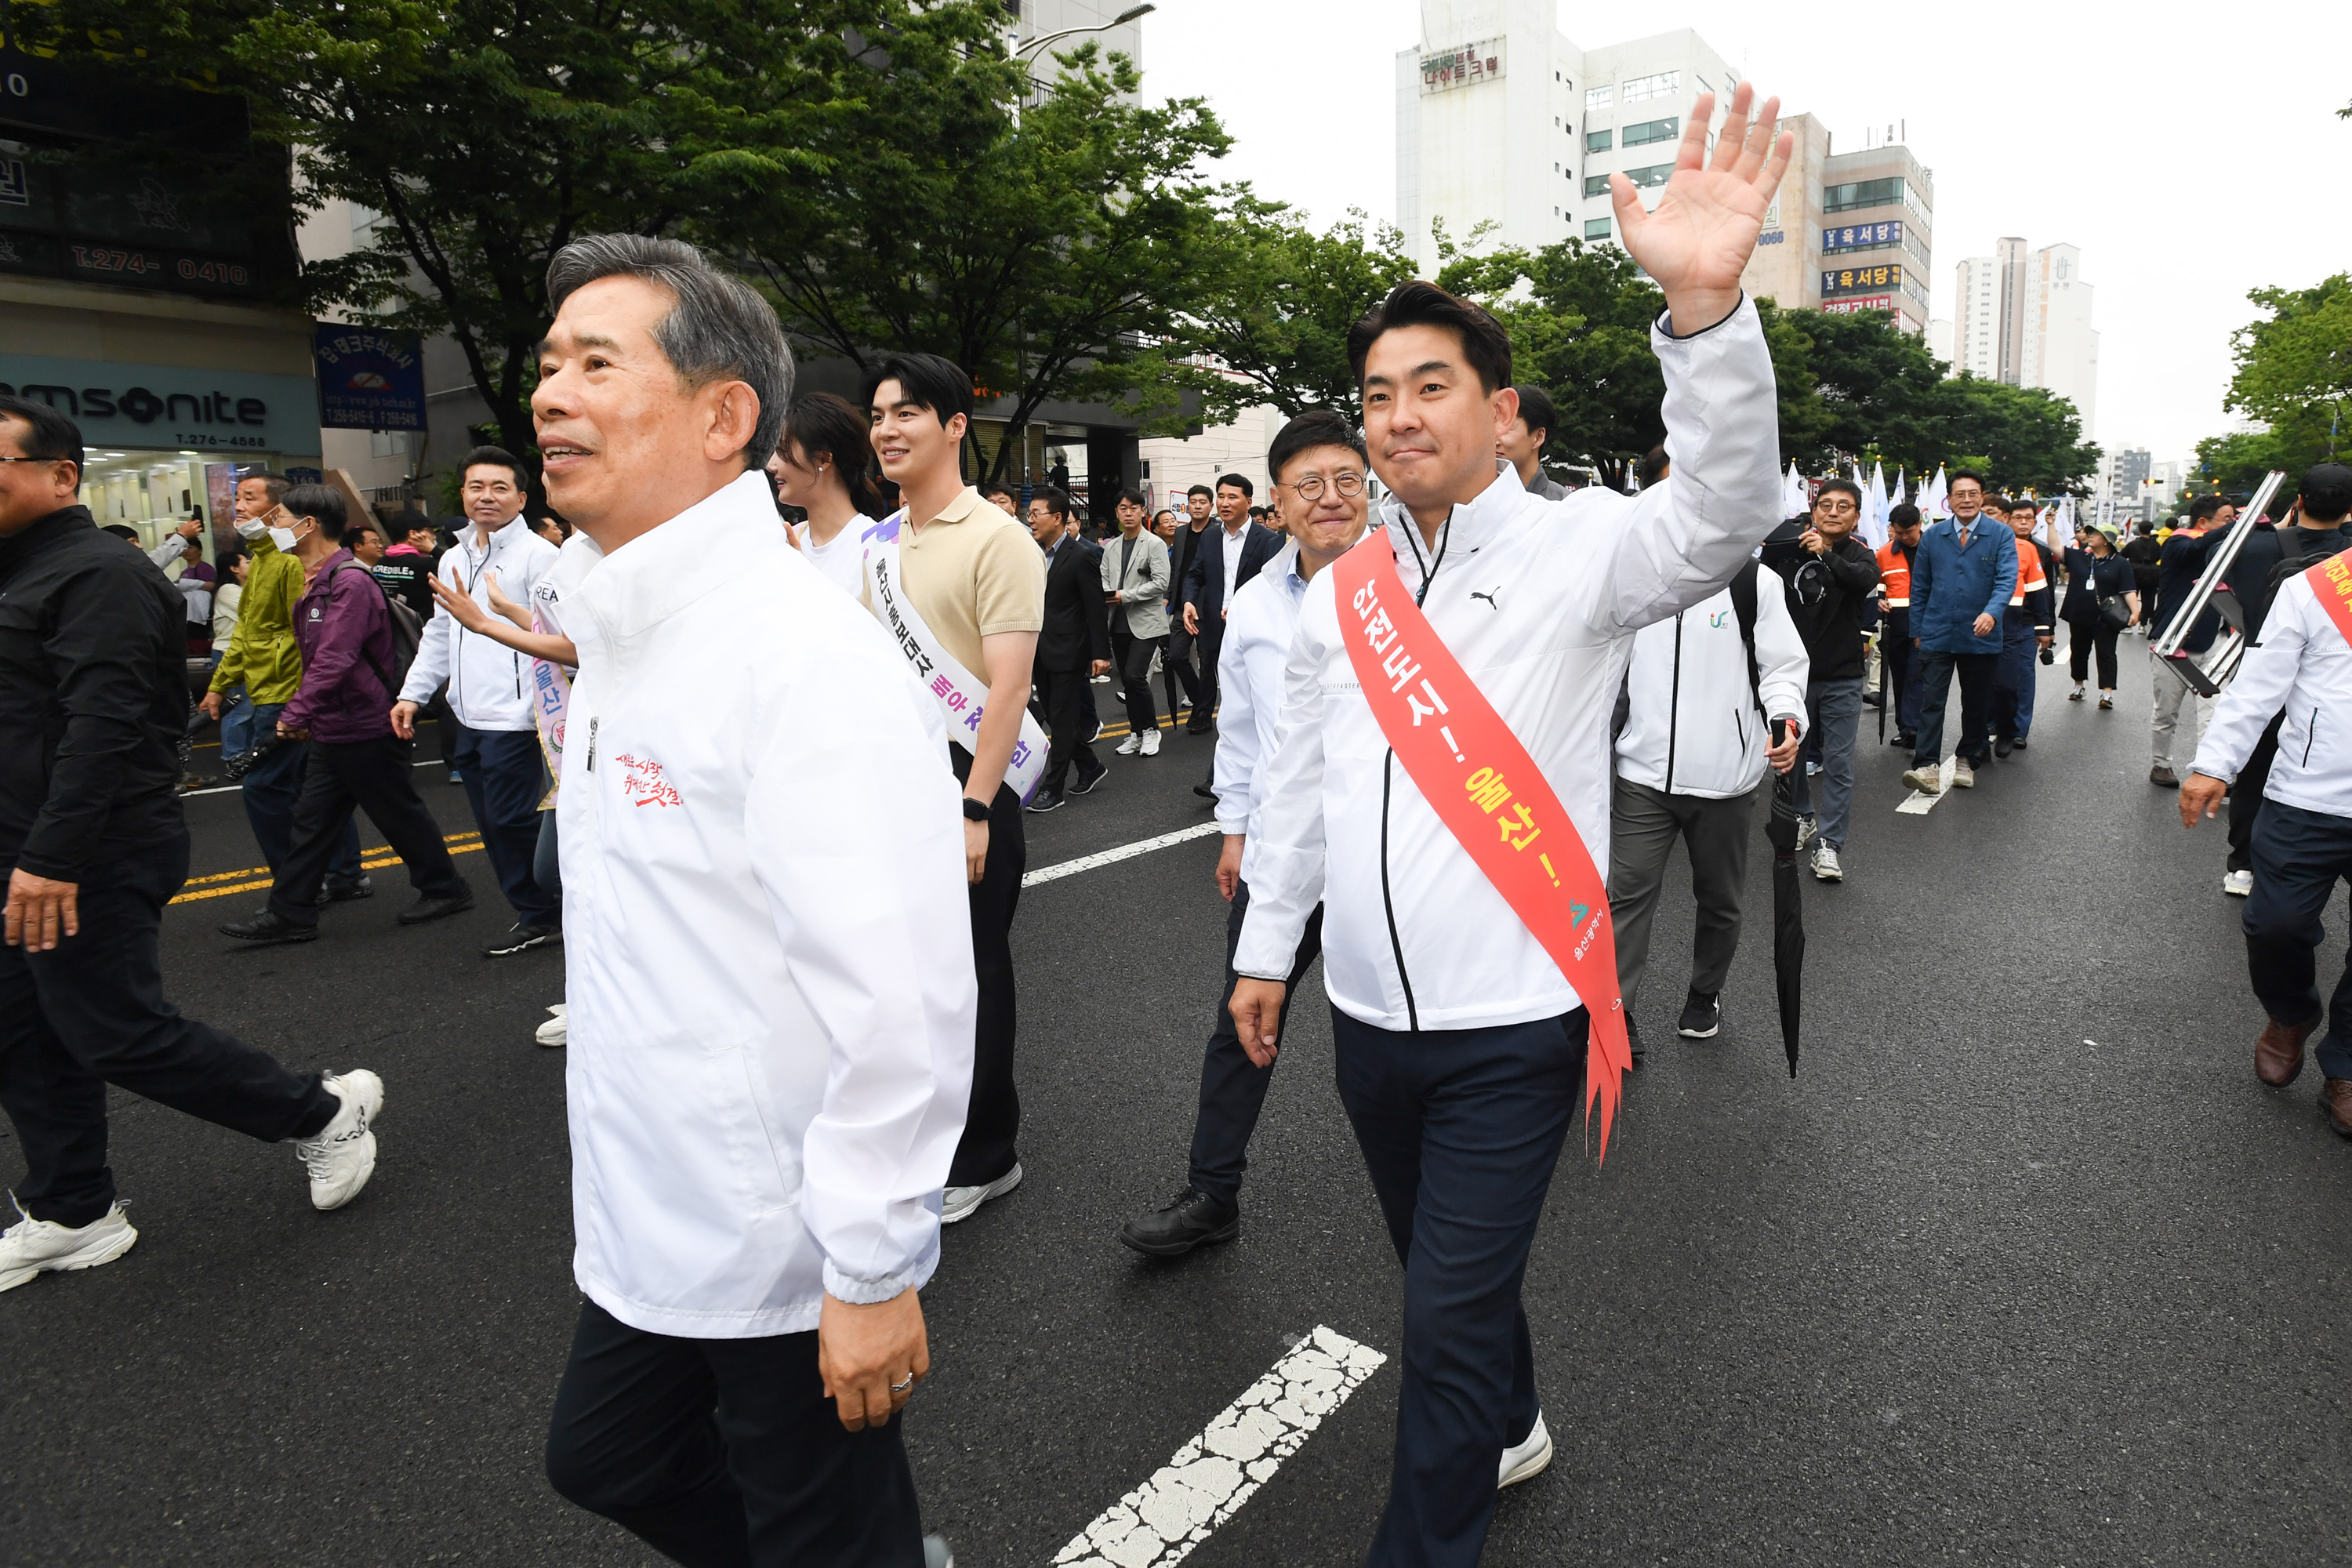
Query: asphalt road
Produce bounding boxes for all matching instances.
[5,643,2350,1568]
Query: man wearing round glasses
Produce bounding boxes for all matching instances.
[1121,408,1369,1258]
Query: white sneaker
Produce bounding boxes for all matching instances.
[536,1003,568,1047]
[1499,1410,1552,1489]
[0,1199,138,1293]
[295,1070,383,1210]
[1140,728,1161,757]
[2223,869,2254,898]
[1795,812,1817,846]
[1951,757,1976,789]
[1116,733,1143,756]
[1810,843,1844,882]
[941,1162,1022,1225]
[1900,765,1942,795]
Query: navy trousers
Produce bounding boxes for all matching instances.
[1331,1007,1585,1568]
[1992,609,2039,742]
[2243,800,2352,1081]
[239,702,362,886]
[453,723,560,927]
[1185,881,1323,1207]
[1886,608,1922,736]
[1913,649,1998,767]
[546,1299,924,1567]
[0,833,336,1227]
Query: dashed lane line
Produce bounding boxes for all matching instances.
[1053,1326,1388,1567]
[1022,822,1221,887]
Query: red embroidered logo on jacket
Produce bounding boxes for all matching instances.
[614,753,682,808]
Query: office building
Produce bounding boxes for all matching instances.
[1396,4,1932,332]
[1951,238,2099,433]
[1395,1,1739,272]
[1,43,321,554]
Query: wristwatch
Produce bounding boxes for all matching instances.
[961,797,992,822]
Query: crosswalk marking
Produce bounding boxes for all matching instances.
[1022,822,1222,887]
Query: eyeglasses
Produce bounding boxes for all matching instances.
[1279,472,1366,502]
[0,454,71,463]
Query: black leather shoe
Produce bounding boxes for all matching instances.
[1993,737,2014,758]
[316,873,375,906]
[1025,790,1066,814]
[1627,1013,1645,1065]
[220,909,318,946]
[1891,731,1917,750]
[1120,1187,1240,1257]
[1191,783,1218,800]
[397,884,476,925]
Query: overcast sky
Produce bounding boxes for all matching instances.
[1141,0,2347,467]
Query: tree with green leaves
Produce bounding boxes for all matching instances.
[16,0,1014,469]
[1173,204,1417,424]
[715,42,1246,485]
[2221,274,2350,461]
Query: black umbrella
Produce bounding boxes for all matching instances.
[1764,719,1805,1077]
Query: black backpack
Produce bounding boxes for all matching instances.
[330,562,423,699]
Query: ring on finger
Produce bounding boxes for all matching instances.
[890,1373,915,1394]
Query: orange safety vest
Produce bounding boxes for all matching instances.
[2007,532,2048,608]
[1877,541,1912,608]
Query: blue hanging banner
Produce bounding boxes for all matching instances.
[314,325,426,431]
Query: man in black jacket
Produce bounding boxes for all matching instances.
[1024,487,1110,811]
[1773,477,1881,881]
[0,397,387,1294]
[1179,474,1283,739]
[1163,485,1214,730]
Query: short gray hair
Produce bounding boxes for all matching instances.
[546,234,792,470]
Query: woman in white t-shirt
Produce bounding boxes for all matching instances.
[768,390,887,598]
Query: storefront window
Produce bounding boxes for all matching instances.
[78,448,285,550]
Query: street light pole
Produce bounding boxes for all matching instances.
[1013,4,1155,60]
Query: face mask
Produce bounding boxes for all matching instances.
[234,517,267,540]
[267,524,302,553]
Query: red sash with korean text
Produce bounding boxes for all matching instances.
[2303,546,2352,648]
[1331,532,1633,1159]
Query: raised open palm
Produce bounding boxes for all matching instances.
[1610,82,1791,331]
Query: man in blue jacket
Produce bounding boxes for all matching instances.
[1902,470,2016,795]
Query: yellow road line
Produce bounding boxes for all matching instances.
[171,833,485,905]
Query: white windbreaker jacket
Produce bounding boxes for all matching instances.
[2192,567,2352,820]
[1213,539,1305,884]
[398,514,561,731]
[555,470,977,1338]
[1233,299,1782,1032]
[1613,572,1810,800]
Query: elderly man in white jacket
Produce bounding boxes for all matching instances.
[525,234,974,1568]
[1228,87,1791,1567]
[1610,562,1808,1047]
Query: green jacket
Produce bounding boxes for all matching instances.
[209,533,307,704]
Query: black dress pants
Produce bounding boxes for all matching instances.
[0,833,336,1226]
[1036,666,1102,795]
[1192,621,1226,730]
[2243,800,2352,1081]
[1109,626,1162,738]
[2226,712,2285,875]
[545,1299,924,1568]
[267,735,469,926]
[1162,623,1203,724]
[1913,648,1999,767]
[1186,881,1323,1207]
[1331,1008,1584,1568]
[948,749,1023,1189]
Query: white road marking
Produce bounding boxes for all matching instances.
[1053,1325,1387,1568]
[1894,756,1958,815]
[1023,822,1221,887]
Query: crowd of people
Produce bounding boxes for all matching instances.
[3,76,2350,1568]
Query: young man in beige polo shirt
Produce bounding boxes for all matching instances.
[865,352,1045,1224]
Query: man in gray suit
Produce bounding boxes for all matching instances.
[1102,487,1171,758]
[1500,384,1570,500]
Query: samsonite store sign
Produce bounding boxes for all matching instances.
[0,353,321,456]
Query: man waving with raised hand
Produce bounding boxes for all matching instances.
[1227,85,1791,1568]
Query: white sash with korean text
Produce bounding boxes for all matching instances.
[862,510,1048,804]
